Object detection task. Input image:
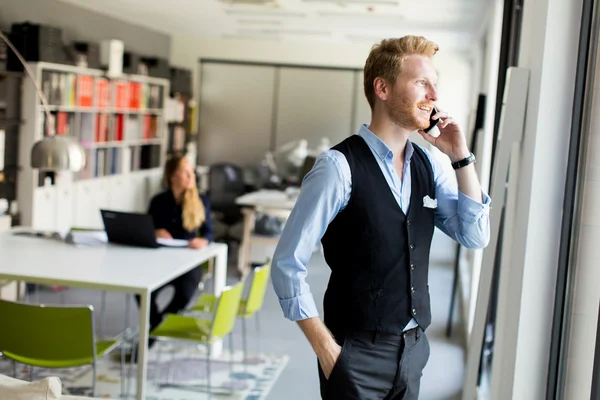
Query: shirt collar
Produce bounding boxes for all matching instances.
[358,124,414,162]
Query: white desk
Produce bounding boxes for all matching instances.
[235,190,297,276]
[0,231,228,400]
[235,189,297,210]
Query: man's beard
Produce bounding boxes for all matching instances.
[386,93,431,131]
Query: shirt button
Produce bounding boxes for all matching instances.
[409,244,415,250]
[412,308,417,315]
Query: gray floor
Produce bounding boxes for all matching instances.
[32,229,465,400]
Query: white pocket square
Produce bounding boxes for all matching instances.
[423,195,438,209]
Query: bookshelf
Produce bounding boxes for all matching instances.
[17,62,169,231]
[166,66,197,162]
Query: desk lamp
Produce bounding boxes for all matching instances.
[0,31,86,172]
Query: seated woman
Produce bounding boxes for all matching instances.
[135,154,213,349]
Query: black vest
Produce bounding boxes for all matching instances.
[321,135,436,337]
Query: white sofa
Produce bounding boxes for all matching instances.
[0,374,105,400]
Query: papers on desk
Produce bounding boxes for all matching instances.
[10,228,108,247]
[65,230,108,247]
[157,238,189,247]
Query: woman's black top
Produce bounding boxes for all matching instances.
[147,190,214,241]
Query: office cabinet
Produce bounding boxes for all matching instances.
[54,184,73,233]
[32,186,56,231]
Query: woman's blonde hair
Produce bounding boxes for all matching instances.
[163,155,205,232]
[363,35,439,110]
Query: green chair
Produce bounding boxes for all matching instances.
[189,261,271,366]
[144,280,245,396]
[0,299,126,398]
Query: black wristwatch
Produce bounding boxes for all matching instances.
[451,153,476,170]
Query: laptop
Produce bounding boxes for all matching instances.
[100,209,188,248]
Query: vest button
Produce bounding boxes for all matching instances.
[411,264,415,270]
[407,220,412,226]
[412,308,417,315]
[409,244,415,250]
[411,287,415,293]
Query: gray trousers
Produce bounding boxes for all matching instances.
[318,327,430,400]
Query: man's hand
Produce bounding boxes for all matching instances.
[418,108,470,163]
[297,317,342,379]
[418,107,483,203]
[189,237,209,249]
[155,229,172,239]
[317,339,342,379]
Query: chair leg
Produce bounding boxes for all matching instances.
[126,342,137,398]
[120,342,126,398]
[29,366,33,381]
[92,362,97,397]
[256,312,261,360]
[242,317,248,374]
[124,294,130,331]
[99,291,107,338]
[207,344,212,400]
[229,332,234,384]
[155,342,164,387]
[12,359,16,378]
[167,345,176,385]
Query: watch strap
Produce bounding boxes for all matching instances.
[451,153,476,170]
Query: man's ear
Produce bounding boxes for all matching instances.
[373,77,389,101]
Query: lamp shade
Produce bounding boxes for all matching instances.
[31,136,86,172]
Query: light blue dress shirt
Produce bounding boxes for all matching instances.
[271,125,491,328]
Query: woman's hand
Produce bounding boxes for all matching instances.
[189,238,209,250]
[155,229,172,239]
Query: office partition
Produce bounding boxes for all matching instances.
[197,62,277,166]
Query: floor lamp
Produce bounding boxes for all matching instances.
[0,31,86,173]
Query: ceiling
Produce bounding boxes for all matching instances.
[58,0,489,47]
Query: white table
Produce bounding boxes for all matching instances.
[0,231,228,400]
[235,190,297,276]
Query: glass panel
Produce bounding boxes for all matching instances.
[561,14,600,399]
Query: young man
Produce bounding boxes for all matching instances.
[271,36,491,399]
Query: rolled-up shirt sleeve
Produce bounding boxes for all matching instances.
[423,147,491,249]
[271,151,349,321]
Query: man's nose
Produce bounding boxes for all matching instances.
[427,85,438,102]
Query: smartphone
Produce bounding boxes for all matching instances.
[423,107,440,134]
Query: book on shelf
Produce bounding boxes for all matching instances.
[40,71,165,111]
[33,63,167,182]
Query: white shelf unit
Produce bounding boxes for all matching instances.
[17,62,169,232]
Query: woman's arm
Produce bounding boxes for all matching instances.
[148,194,173,239]
[199,194,215,242]
[155,229,172,239]
[188,194,214,249]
